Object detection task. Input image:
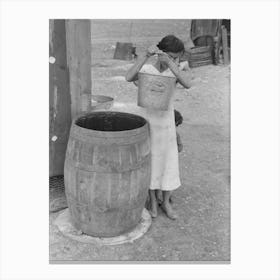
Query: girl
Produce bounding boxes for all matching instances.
[125,35,192,220]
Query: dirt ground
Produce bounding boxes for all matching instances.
[49,20,230,262]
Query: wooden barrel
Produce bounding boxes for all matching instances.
[64,111,151,237]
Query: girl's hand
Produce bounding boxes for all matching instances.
[146,45,160,57]
[158,52,172,65]
[179,61,190,71]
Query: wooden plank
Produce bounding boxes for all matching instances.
[49,19,72,176]
[221,25,229,65]
[65,20,92,118]
[213,26,221,65]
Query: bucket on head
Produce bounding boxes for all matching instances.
[137,73,176,111]
[64,111,151,237]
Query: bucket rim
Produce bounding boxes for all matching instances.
[138,72,176,80]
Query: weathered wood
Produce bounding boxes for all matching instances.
[113,42,134,61]
[188,46,213,68]
[65,20,92,118]
[49,19,72,176]
[221,25,229,65]
[64,112,151,237]
[213,34,221,65]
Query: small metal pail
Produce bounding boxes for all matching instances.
[137,73,176,111]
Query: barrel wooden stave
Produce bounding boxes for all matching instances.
[65,160,150,237]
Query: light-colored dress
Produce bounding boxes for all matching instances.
[138,62,189,191]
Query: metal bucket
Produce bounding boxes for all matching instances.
[137,73,176,111]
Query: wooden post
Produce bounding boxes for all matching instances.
[49,19,72,176]
[65,20,92,118]
[221,25,229,65]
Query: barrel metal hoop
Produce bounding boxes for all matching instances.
[65,153,151,173]
[66,190,146,212]
[69,131,149,146]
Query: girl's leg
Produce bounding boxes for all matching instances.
[149,190,158,218]
[155,190,173,204]
[162,191,177,220]
[155,190,163,204]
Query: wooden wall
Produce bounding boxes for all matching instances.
[49,19,92,177]
[49,19,71,176]
[66,20,92,118]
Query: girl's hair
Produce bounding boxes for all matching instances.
[157,35,185,53]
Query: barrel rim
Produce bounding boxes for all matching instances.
[72,111,149,138]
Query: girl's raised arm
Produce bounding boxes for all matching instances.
[158,53,192,89]
[125,55,149,82]
[125,45,159,82]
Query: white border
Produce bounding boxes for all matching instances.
[1,0,280,279]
